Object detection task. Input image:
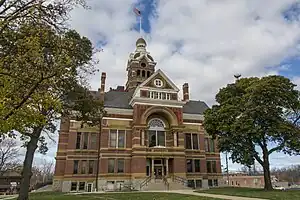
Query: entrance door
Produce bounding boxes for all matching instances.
[154,166,163,179]
[87,183,92,192]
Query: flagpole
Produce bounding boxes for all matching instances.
[139,15,142,36]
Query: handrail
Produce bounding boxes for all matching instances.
[140,176,151,190]
[163,176,169,190]
[172,175,188,186]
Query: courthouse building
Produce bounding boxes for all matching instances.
[53,38,222,192]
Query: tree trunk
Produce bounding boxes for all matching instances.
[18,127,42,200]
[262,150,273,190]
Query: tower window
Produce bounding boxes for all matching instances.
[147,71,150,77]
[141,62,146,67]
[142,70,145,77]
[137,70,141,76]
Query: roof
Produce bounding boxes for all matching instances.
[102,90,209,114]
[103,90,134,109]
[182,100,209,114]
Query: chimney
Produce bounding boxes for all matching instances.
[100,72,106,102]
[182,83,189,101]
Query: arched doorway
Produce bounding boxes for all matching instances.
[148,118,166,147]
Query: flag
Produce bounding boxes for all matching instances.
[134,7,141,16]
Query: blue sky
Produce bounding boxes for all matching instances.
[31,0,300,171]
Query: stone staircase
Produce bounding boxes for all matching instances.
[140,175,191,191]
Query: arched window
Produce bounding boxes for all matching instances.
[147,71,150,78]
[137,70,141,76]
[148,118,165,147]
[142,70,145,77]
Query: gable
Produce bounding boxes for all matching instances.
[140,69,179,91]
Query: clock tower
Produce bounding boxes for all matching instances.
[125,38,157,91]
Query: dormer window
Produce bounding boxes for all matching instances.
[154,79,163,87]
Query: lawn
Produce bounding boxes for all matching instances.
[197,187,300,200]
[26,191,223,200]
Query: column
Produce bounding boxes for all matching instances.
[166,158,169,177]
[141,130,145,146]
[173,132,177,146]
[151,158,154,177]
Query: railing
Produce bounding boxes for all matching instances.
[140,176,152,190]
[162,176,169,190]
[172,175,188,187]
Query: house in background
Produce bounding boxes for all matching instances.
[53,37,222,192]
[0,171,21,195]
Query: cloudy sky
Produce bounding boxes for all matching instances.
[32,0,300,171]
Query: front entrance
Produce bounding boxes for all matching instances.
[87,183,92,192]
[154,166,163,179]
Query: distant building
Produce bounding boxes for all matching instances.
[222,173,285,188]
[0,171,21,194]
[53,38,222,192]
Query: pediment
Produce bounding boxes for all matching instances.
[139,69,179,91]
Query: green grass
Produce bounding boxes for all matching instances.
[26,191,223,200]
[197,187,300,200]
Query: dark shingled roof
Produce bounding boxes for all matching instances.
[104,90,134,109]
[182,100,209,114]
[101,90,209,114]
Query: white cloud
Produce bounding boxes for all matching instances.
[35,0,300,170]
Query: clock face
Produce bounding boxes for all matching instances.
[154,79,163,87]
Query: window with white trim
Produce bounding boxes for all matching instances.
[109,130,125,148]
[148,118,166,147]
[148,91,172,100]
[185,133,199,149]
[154,79,163,87]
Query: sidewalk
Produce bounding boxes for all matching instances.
[139,190,268,200]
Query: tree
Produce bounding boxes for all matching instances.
[0,138,20,175]
[0,0,88,134]
[8,23,99,200]
[204,75,300,190]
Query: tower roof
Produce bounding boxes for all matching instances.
[136,37,147,47]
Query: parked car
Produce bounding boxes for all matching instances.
[274,186,285,191]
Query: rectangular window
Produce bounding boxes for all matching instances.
[208,179,213,187]
[88,160,94,174]
[176,132,179,146]
[76,132,81,149]
[205,138,209,152]
[81,160,87,174]
[185,133,199,149]
[117,159,124,173]
[79,182,85,191]
[212,161,217,173]
[108,159,115,173]
[195,180,202,188]
[73,160,79,174]
[90,133,97,149]
[209,139,215,152]
[71,182,77,191]
[192,134,199,149]
[110,130,117,148]
[206,161,212,173]
[194,160,200,172]
[186,159,193,173]
[187,180,195,188]
[148,130,156,147]
[83,133,88,149]
[185,134,192,149]
[110,130,126,148]
[213,179,218,186]
[118,130,125,148]
[157,131,165,146]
